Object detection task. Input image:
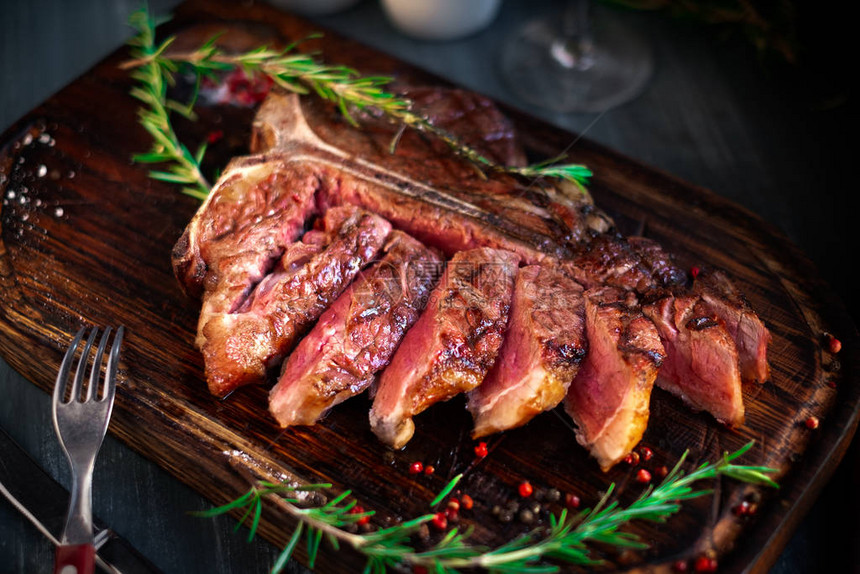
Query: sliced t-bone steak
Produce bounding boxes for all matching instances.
[468,264,586,438]
[370,248,520,449]
[692,267,771,383]
[269,231,442,427]
[200,205,391,397]
[642,289,744,426]
[565,287,665,471]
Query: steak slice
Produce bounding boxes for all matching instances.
[565,287,665,471]
[370,248,520,449]
[468,264,586,438]
[201,206,391,397]
[642,290,745,427]
[693,268,771,383]
[629,238,768,384]
[172,158,321,300]
[269,231,442,427]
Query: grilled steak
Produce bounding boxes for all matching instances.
[692,268,770,383]
[269,231,442,427]
[201,206,391,397]
[565,287,665,471]
[468,264,586,438]
[370,248,520,449]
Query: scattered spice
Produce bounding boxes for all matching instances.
[565,493,581,509]
[518,481,534,498]
[734,500,759,517]
[693,555,718,572]
[673,559,689,572]
[447,498,460,512]
[474,442,488,458]
[352,505,370,526]
[639,446,654,461]
[460,494,474,510]
[636,469,652,484]
[423,465,435,476]
[518,508,535,524]
[624,451,641,466]
[656,465,670,479]
[805,416,820,430]
[825,333,842,354]
[690,266,700,279]
[430,512,448,531]
[206,129,224,144]
[409,461,424,474]
[545,488,561,503]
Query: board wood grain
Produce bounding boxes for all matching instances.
[0,1,857,572]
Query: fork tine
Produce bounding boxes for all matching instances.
[85,327,112,401]
[101,326,124,405]
[53,327,86,406]
[69,327,99,403]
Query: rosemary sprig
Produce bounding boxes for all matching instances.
[127,9,210,199]
[198,441,777,573]
[123,8,592,200]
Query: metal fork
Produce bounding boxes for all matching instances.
[52,326,124,574]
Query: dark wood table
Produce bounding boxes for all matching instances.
[1,0,856,572]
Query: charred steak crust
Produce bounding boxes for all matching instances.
[370,248,520,449]
[380,86,529,169]
[269,231,442,427]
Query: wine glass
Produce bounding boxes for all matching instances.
[499,0,653,113]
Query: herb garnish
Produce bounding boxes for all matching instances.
[197,441,778,573]
[123,8,592,201]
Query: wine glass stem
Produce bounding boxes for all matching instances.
[551,0,595,70]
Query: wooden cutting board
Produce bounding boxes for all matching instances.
[1,1,857,572]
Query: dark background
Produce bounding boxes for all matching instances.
[1,0,856,572]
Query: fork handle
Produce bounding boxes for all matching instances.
[54,543,95,574]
